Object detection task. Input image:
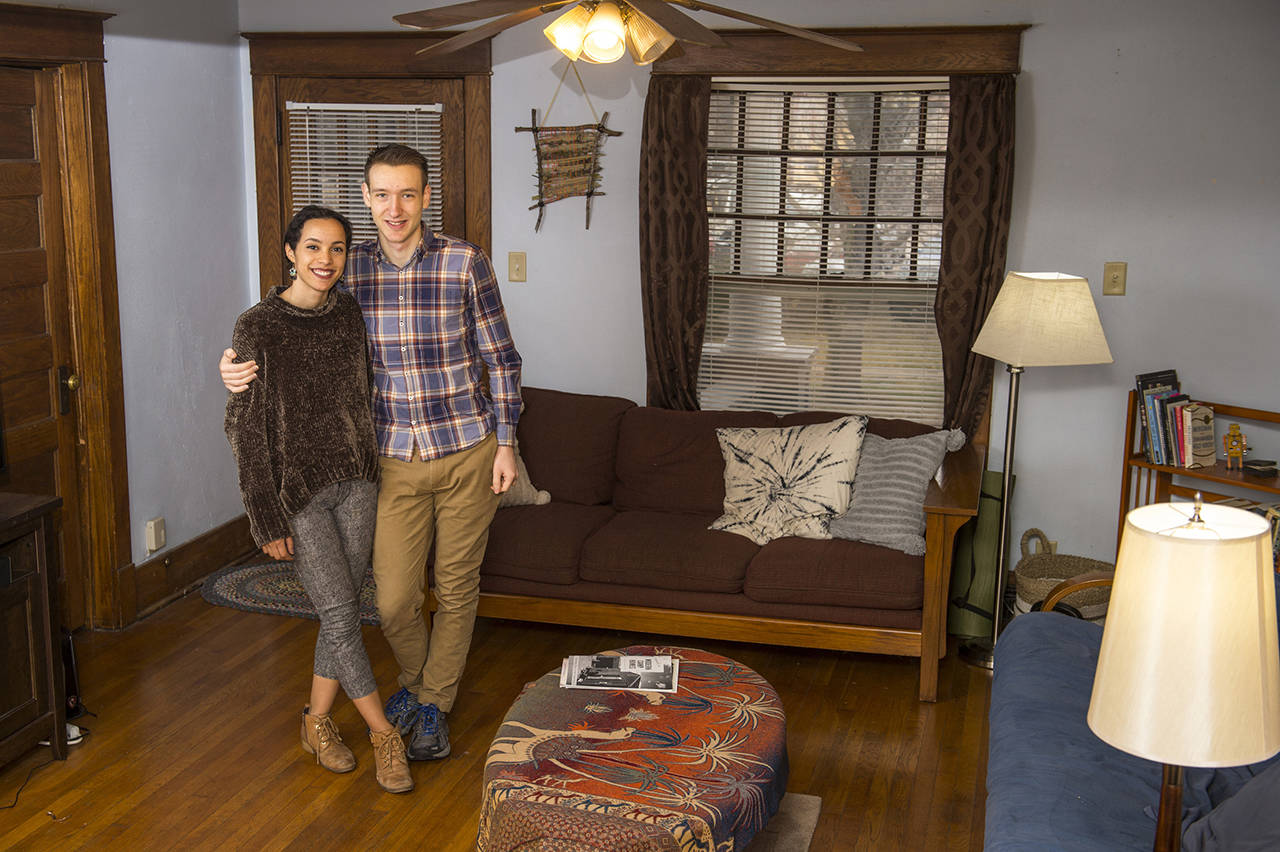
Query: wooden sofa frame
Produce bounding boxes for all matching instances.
[467,402,990,702]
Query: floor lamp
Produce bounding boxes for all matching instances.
[1089,500,1280,852]
[959,272,1113,669]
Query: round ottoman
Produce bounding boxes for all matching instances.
[478,645,789,852]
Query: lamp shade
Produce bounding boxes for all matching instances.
[624,5,676,64]
[972,272,1113,367]
[544,3,593,61]
[581,1,626,63]
[1088,502,1280,768]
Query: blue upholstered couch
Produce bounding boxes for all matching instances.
[984,574,1280,851]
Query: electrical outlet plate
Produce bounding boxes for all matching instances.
[508,251,527,282]
[1103,261,1127,295]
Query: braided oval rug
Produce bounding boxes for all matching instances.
[200,560,379,625]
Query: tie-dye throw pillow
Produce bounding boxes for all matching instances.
[710,415,868,545]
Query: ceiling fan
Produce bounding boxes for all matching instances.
[394,0,863,65]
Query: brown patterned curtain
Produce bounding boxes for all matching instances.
[935,74,1017,436]
[639,75,710,409]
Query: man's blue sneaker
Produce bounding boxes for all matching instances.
[384,687,419,735]
[405,702,450,761]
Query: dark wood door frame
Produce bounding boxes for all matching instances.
[243,32,493,294]
[0,3,133,628]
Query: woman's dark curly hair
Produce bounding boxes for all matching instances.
[283,205,353,252]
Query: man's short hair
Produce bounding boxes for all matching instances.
[364,144,430,189]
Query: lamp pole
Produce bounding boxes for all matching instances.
[961,362,1021,669]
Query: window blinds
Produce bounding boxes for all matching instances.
[698,81,949,424]
[284,102,444,244]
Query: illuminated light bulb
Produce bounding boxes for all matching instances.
[581,1,626,63]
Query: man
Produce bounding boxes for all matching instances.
[220,144,521,761]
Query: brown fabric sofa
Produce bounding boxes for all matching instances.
[472,386,988,701]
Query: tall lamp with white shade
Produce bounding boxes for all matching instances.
[960,272,1113,668]
[1089,499,1280,852]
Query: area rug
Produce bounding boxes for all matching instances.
[200,560,379,625]
[746,793,822,852]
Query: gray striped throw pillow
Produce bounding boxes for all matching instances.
[828,429,965,555]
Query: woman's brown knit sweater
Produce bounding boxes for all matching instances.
[225,286,378,546]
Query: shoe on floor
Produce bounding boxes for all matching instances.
[405,703,450,761]
[301,707,356,773]
[369,728,414,794]
[383,687,419,735]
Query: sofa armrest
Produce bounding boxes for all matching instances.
[1041,570,1115,615]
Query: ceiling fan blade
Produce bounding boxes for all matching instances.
[625,0,725,47]
[396,0,569,30]
[670,0,863,52]
[412,6,558,55]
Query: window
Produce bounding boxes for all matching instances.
[285,102,444,244]
[245,34,489,291]
[698,80,949,424]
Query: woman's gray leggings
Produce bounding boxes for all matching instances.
[289,478,379,700]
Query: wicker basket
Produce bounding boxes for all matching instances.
[1013,529,1112,623]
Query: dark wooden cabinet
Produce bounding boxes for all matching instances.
[0,493,66,766]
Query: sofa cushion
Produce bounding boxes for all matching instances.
[745,536,924,610]
[613,407,777,515]
[482,503,617,585]
[710,416,868,545]
[828,429,965,555]
[579,510,759,594]
[517,386,635,506]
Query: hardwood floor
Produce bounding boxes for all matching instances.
[0,590,991,850]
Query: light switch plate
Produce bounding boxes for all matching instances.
[508,251,527,283]
[1103,261,1127,295]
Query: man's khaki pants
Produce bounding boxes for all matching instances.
[373,432,499,713]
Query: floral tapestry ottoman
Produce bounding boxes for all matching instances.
[478,645,788,852]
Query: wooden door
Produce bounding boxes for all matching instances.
[0,65,86,630]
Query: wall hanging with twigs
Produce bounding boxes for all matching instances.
[516,62,622,232]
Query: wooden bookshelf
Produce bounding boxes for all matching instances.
[1117,391,1280,552]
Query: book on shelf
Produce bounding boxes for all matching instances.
[1183,403,1215,469]
[559,654,679,693]
[1148,388,1181,466]
[1160,393,1190,467]
[1135,370,1179,463]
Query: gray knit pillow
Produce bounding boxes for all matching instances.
[828,429,965,555]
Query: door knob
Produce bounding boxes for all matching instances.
[58,365,79,415]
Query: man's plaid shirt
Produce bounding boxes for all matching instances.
[345,229,521,461]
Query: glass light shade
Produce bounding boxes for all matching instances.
[971,272,1113,367]
[543,3,593,61]
[1088,502,1280,767]
[624,6,676,65]
[581,1,626,63]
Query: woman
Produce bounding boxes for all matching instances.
[224,205,412,794]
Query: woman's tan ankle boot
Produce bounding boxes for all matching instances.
[369,728,414,793]
[301,707,356,773]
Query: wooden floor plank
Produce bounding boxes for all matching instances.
[0,590,991,850]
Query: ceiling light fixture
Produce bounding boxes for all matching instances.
[396,0,863,63]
